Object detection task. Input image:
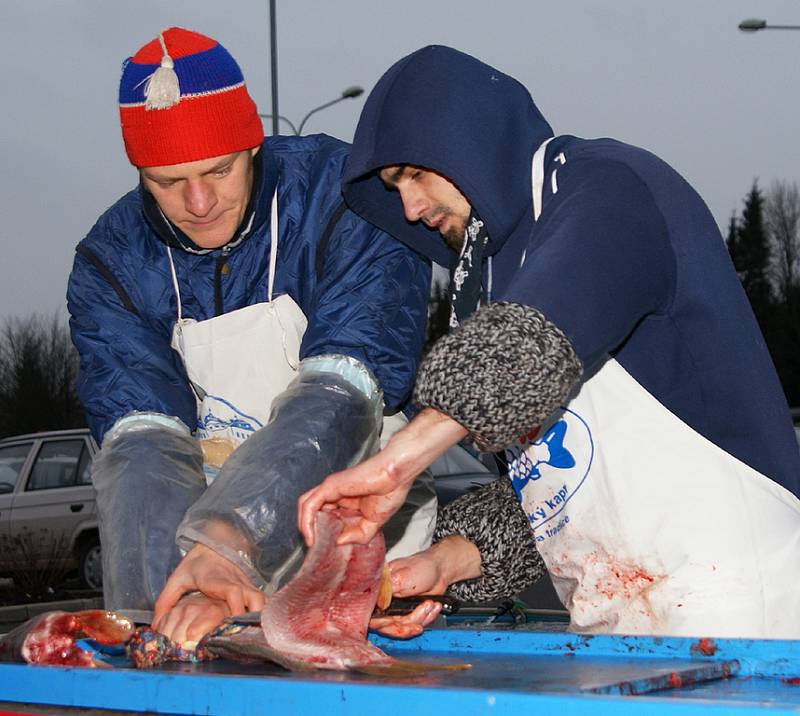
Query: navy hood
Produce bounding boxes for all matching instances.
[343,45,553,266]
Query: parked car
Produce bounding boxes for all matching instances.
[0,428,101,590]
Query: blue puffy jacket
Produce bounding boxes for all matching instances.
[68,135,431,442]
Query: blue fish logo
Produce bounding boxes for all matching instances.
[197,395,264,442]
[509,420,575,493]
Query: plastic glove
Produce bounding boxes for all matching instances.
[176,356,382,596]
[91,414,206,621]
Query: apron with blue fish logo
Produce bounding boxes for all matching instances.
[169,187,305,453]
[168,187,436,560]
[504,139,800,638]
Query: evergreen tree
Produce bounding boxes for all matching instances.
[725,212,738,254]
[729,181,773,325]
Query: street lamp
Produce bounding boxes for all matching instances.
[739,18,800,32]
[259,86,365,136]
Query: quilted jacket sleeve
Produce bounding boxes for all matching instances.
[300,204,431,414]
[67,229,196,443]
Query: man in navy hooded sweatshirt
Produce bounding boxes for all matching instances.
[300,45,800,638]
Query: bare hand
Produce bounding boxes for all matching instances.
[152,592,230,647]
[152,544,264,629]
[298,408,468,547]
[388,550,451,597]
[297,451,413,547]
[368,539,480,639]
[387,535,481,600]
[369,599,442,639]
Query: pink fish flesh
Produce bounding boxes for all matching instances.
[206,509,394,671]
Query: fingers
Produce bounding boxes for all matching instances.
[196,577,265,618]
[181,601,228,644]
[152,576,193,631]
[369,600,442,639]
[222,584,264,617]
[369,619,424,639]
[156,602,189,643]
[154,547,264,630]
[155,594,229,646]
[244,588,265,614]
[298,458,401,546]
[217,584,245,618]
[336,519,380,546]
[297,488,325,547]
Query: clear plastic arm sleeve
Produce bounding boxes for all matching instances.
[91,413,206,620]
[176,355,383,593]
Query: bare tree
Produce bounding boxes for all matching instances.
[0,313,85,438]
[765,180,800,303]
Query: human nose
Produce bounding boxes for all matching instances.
[399,187,428,222]
[184,180,217,218]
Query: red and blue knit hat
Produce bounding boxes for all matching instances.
[119,27,264,167]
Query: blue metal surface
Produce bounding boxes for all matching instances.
[0,628,799,715]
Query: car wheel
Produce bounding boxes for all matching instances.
[78,537,103,591]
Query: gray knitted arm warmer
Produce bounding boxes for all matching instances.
[414,301,582,452]
[434,477,545,601]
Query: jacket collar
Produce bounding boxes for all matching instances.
[140,147,269,255]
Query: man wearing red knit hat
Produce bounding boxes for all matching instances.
[67,28,435,645]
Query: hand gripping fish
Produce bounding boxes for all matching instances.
[0,511,468,674]
[197,509,470,675]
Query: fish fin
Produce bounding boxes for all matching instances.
[204,630,317,672]
[376,563,393,612]
[355,659,471,677]
[74,610,135,645]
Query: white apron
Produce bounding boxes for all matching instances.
[504,140,800,638]
[168,188,435,559]
[170,188,306,448]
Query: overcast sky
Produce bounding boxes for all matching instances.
[1,0,798,323]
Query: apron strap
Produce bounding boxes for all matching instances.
[531,137,556,222]
[268,187,279,303]
[167,185,280,318]
[165,245,183,322]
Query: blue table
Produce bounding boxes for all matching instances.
[1,627,799,715]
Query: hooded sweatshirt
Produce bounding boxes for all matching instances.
[343,47,800,636]
[343,45,800,499]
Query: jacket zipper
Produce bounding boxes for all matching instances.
[214,247,231,317]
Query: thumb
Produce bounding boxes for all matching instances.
[152,579,190,629]
[389,564,420,597]
[336,519,379,546]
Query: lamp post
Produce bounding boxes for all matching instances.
[268,0,279,137]
[739,18,800,32]
[259,86,364,135]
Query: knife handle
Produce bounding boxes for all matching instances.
[378,594,460,616]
